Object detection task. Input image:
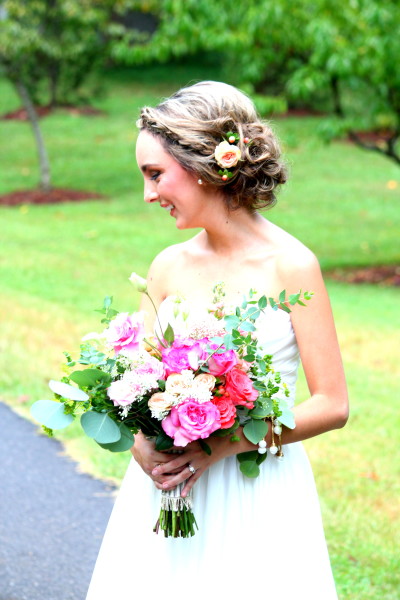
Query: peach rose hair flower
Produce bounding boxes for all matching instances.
[214,140,241,169]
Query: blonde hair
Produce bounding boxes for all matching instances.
[137,81,287,211]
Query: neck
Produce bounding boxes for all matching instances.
[200,208,267,254]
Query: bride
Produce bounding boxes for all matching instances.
[86,81,348,599]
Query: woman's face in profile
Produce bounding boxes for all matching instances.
[136,130,222,230]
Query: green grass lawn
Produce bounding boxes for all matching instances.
[1,68,399,599]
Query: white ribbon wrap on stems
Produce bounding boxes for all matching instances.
[160,482,193,511]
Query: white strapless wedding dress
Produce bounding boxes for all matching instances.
[86,299,338,600]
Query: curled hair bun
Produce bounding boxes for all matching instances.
[137,81,287,211]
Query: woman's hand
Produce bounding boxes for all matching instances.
[131,431,185,486]
[151,434,246,498]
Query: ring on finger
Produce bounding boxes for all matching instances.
[188,463,196,475]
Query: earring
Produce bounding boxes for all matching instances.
[197,179,203,185]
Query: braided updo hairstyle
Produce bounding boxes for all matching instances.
[137,81,287,212]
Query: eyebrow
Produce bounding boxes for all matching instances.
[140,163,160,173]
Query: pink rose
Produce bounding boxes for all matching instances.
[214,141,241,168]
[108,373,143,406]
[133,353,165,380]
[104,312,145,356]
[161,338,207,376]
[225,367,259,409]
[207,343,238,376]
[162,399,221,447]
[212,395,237,429]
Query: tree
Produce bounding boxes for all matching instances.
[0,0,143,191]
[115,0,400,166]
[287,0,400,165]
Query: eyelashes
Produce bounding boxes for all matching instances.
[150,171,161,181]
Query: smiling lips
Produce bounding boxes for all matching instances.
[161,203,175,212]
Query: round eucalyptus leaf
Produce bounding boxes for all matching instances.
[278,408,296,430]
[70,368,111,388]
[97,423,134,452]
[248,406,272,419]
[243,419,269,444]
[48,380,89,401]
[236,450,259,463]
[30,400,74,429]
[81,411,121,443]
[239,460,260,478]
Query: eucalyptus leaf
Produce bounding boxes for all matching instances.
[240,460,260,478]
[259,397,273,413]
[48,380,89,401]
[97,423,134,452]
[30,400,74,430]
[81,411,121,443]
[237,450,258,463]
[279,303,291,313]
[277,408,296,430]
[256,452,267,465]
[239,321,256,332]
[279,289,286,303]
[243,419,269,444]
[104,296,113,309]
[269,297,278,310]
[155,431,174,451]
[289,292,300,305]
[248,406,272,419]
[199,439,212,455]
[70,368,111,387]
[258,295,267,309]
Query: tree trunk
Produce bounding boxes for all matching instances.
[330,76,344,117]
[15,80,52,192]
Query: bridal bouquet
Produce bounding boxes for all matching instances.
[31,274,312,538]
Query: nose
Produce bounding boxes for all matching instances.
[144,184,160,204]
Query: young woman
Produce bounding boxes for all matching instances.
[86,81,348,600]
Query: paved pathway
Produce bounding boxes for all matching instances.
[0,402,116,600]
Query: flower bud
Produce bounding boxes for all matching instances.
[129,272,148,293]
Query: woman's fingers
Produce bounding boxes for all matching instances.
[158,464,199,492]
[151,454,188,477]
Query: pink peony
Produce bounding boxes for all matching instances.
[104,312,145,356]
[212,395,237,429]
[207,343,238,376]
[224,367,259,409]
[161,338,207,376]
[162,399,221,447]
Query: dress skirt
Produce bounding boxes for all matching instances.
[86,441,337,600]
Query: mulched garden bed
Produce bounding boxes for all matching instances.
[0,188,105,206]
[1,105,105,121]
[347,130,396,144]
[327,265,400,287]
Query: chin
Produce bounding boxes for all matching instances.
[175,217,197,230]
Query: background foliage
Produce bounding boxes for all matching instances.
[1,0,400,595]
[1,63,399,598]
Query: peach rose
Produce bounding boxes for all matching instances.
[214,141,241,168]
[148,391,175,415]
[165,373,191,394]
[193,373,216,391]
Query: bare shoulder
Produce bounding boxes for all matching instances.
[269,223,322,290]
[145,239,194,300]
